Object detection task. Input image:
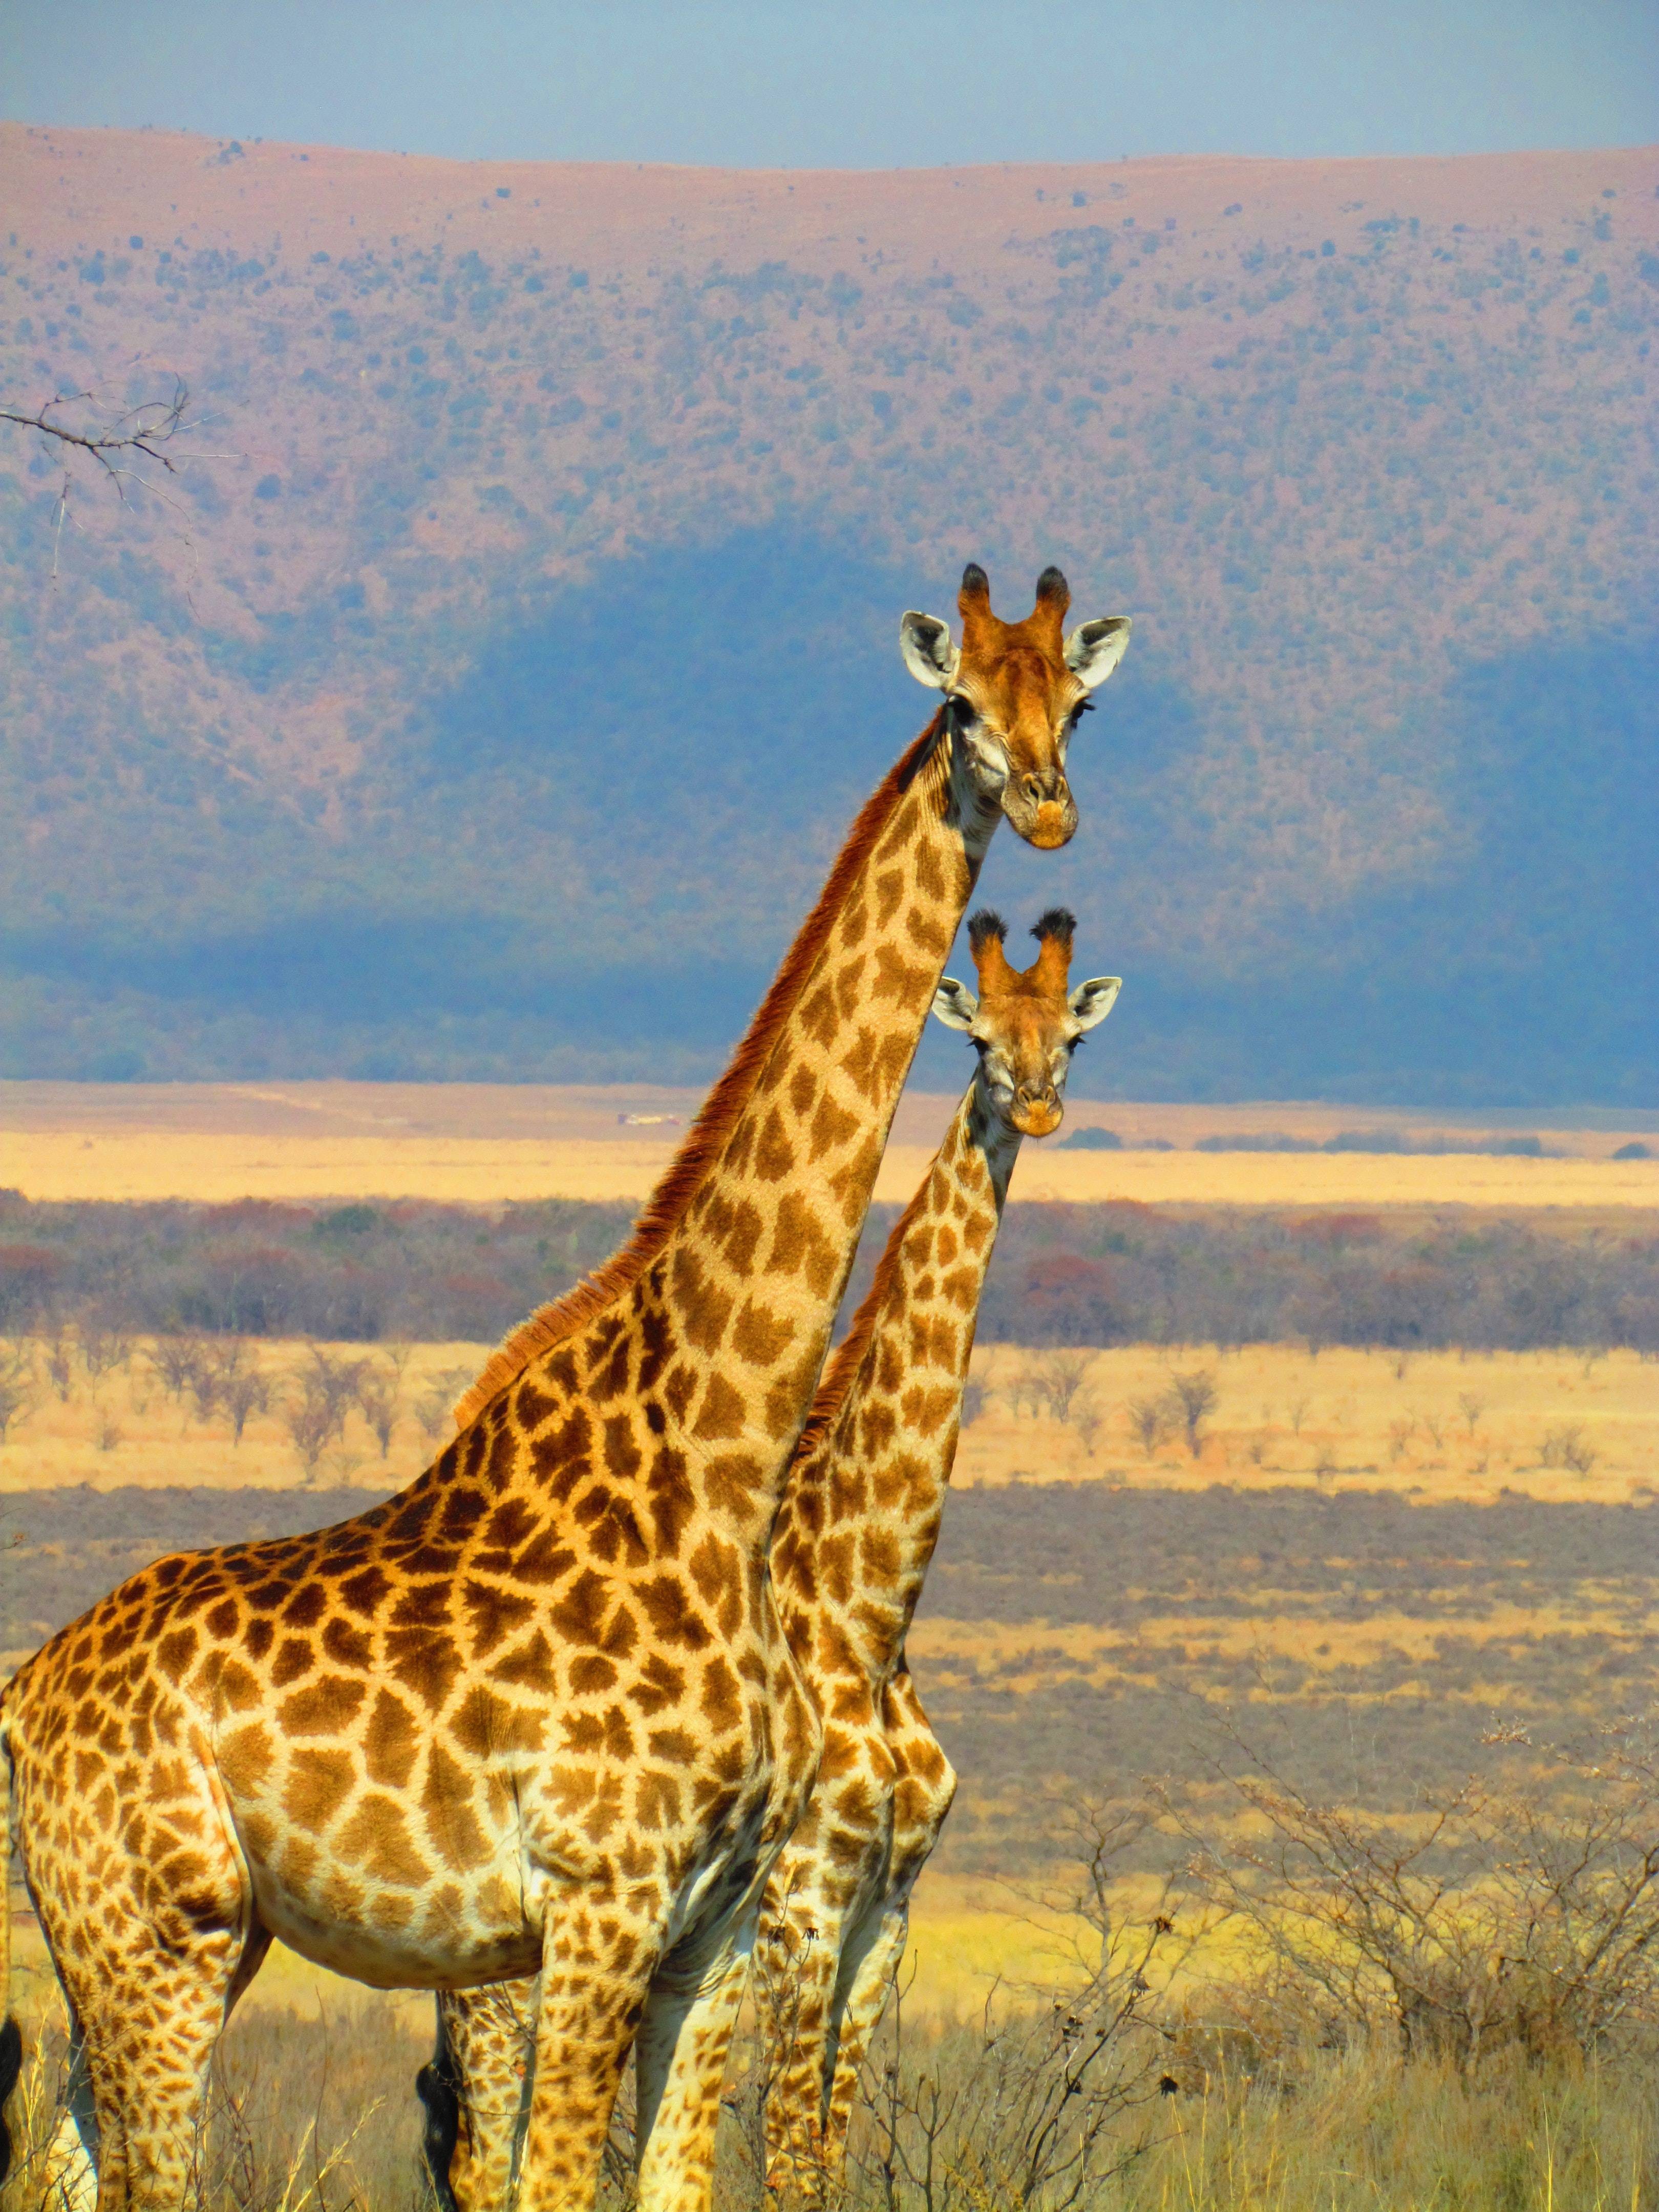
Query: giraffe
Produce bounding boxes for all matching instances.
[757,906,1118,2199]
[417,907,1121,2212]
[0,565,1132,2212]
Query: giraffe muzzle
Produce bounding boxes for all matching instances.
[1004,774,1077,851]
[1011,1086,1064,1138]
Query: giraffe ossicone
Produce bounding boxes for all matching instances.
[423,906,1122,2210]
[0,568,1130,2212]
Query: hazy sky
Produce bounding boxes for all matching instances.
[4,0,1655,167]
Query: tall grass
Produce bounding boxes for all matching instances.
[2,1988,1655,2212]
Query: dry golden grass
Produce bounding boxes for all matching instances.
[0,1339,487,1494]
[3,1339,1650,1506]
[5,1079,1654,1210]
[955,1342,1658,1505]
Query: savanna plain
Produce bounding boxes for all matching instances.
[3,1087,1658,2211]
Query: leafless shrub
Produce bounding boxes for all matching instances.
[1288,1396,1309,1436]
[1164,1716,1659,2071]
[281,1348,370,1476]
[1457,1391,1485,1437]
[1125,1396,1171,1458]
[150,1333,209,1405]
[95,1414,123,1453]
[0,1344,37,1443]
[959,1375,990,1431]
[1027,1351,1096,1426]
[835,1797,1186,2212]
[1416,1409,1445,1450]
[1244,1434,1266,1466]
[1541,1422,1599,1476]
[356,1363,401,1459]
[1392,1352,1412,1381]
[1164,1368,1218,1459]
[282,1391,337,1478]
[78,1319,133,1381]
[1387,1418,1415,1465]
[412,1367,477,1447]
[303,1346,371,1434]
[42,1327,75,1403]
[221,1360,272,1446]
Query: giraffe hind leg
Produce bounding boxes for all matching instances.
[26,1813,259,2206]
[421,1981,538,2212]
[633,1907,758,2212]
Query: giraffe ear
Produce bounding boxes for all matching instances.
[899,610,960,691]
[1064,615,1132,693]
[931,977,979,1031]
[1069,976,1122,1031]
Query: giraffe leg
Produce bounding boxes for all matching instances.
[632,1909,757,2212]
[755,1853,850,2205]
[419,1981,538,2212]
[514,1896,664,2212]
[40,2007,100,2212]
[23,1761,260,2211]
[55,1936,242,2212]
[816,1895,913,2191]
[819,1671,958,2191]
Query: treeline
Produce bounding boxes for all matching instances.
[1,1192,1654,1353]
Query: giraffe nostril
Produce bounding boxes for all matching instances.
[1022,774,1044,802]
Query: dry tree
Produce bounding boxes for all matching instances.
[1163,1369,1218,1459]
[78,1318,134,1382]
[1162,1712,1659,2071]
[0,1345,37,1444]
[0,378,214,579]
[355,1362,402,1459]
[1125,1396,1170,1459]
[838,1795,1189,2212]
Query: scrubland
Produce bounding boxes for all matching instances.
[3,1168,1657,2201]
[1,1333,1651,1505]
[955,1341,1657,1504]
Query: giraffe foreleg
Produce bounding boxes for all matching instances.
[514,1894,664,2212]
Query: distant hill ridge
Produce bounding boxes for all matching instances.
[1,126,1655,1100]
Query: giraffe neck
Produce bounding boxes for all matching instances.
[455,719,999,1547]
[772,1078,1019,1683]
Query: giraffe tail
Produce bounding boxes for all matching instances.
[414,1998,461,2212]
[0,1700,21,2186]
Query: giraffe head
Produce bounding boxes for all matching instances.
[898,564,1130,849]
[932,907,1120,1137]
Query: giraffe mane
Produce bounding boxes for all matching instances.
[453,715,948,1429]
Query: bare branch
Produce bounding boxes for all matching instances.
[1,378,193,480]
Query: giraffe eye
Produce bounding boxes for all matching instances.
[949,694,977,724]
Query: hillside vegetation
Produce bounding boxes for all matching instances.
[2,129,1656,1096]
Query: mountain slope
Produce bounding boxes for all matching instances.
[2,126,1655,1099]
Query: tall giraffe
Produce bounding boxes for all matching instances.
[757,907,1118,2199]
[0,566,1131,2212]
[420,909,1121,2212]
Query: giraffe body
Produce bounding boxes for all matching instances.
[424,909,1122,2211]
[1,570,1128,2212]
